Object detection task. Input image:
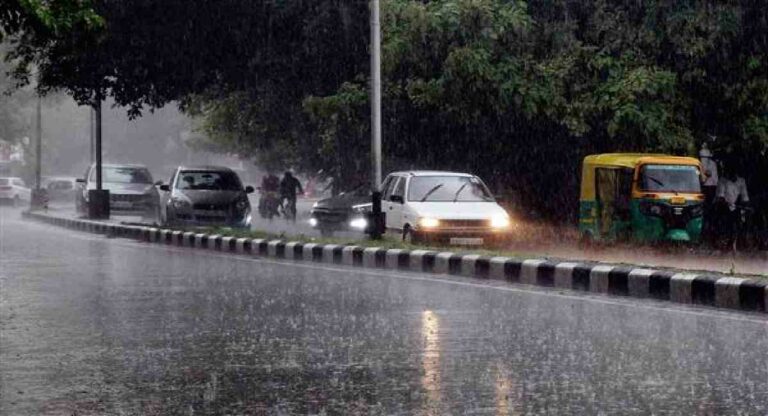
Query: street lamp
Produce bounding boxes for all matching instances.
[30,94,47,210]
[88,90,110,219]
[369,0,384,239]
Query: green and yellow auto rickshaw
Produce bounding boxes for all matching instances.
[579,153,705,243]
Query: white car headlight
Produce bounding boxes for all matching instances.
[309,217,318,227]
[172,198,191,209]
[235,199,249,211]
[490,215,511,229]
[419,217,440,228]
[349,217,368,230]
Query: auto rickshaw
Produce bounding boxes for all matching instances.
[579,153,704,243]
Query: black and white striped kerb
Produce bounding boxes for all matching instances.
[22,211,768,314]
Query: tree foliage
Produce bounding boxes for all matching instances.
[300,0,768,218]
[8,0,768,220]
[1,0,101,43]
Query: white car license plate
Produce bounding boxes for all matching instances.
[450,237,484,246]
[112,201,132,209]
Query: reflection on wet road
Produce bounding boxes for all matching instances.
[2,209,768,415]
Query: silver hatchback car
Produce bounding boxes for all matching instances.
[158,166,254,228]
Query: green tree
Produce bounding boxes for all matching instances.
[8,0,768,220]
[1,0,101,43]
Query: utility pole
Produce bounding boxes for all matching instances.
[95,93,102,191]
[369,0,384,239]
[30,94,46,210]
[90,107,95,165]
[88,90,109,218]
[35,94,41,190]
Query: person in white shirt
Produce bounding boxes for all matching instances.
[700,147,718,196]
[699,146,719,240]
[716,169,750,212]
[716,165,750,246]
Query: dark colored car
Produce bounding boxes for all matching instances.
[158,166,254,228]
[309,185,371,236]
[76,164,159,216]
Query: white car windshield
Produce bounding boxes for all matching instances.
[91,167,153,184]
[408,176,494,202]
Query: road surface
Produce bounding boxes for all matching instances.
[2,206,768,415]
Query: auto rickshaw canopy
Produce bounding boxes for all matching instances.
[580,153,701,200]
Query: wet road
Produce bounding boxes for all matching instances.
[2,208,768,415]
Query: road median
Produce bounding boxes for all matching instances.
[22,210,768,315]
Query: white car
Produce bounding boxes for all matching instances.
[0,177,32,206]
[75,164,159,215]
[381,171,511,245]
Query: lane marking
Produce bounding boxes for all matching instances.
[11,218,768,325]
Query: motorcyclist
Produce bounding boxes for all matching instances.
[261,172,280,193]
[280,171,304,220]
[259,172,281,218]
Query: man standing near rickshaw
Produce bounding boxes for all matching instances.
[699,144,719,241]
[716,163,751,249]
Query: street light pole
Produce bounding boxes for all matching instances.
[29,94,47,210]
[95,93,102,191]
[90,107,95,165]
[35,94,42,191]
[87,90,109,219]
[369,0,384,239]
[370,0,382,190]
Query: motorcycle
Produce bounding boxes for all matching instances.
[716,203,755,252]
[258,189,281,220]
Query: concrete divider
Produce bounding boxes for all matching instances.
[21,210,768,315]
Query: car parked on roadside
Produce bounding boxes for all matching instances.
[76,164,159,216]
[309,184,371,236]
[0,177,31,206]
[381,171,512,245]
[42,177,78,201]
[157,166,254,228]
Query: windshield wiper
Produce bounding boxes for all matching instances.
[646,176,665,188]
[420,184,444,202]
[646,176,682,195]
[452,182,470,202]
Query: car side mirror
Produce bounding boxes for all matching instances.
[245,185,255,194]
[76,178,85,184]
[390,195,404,204]
[159,184,170,192]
